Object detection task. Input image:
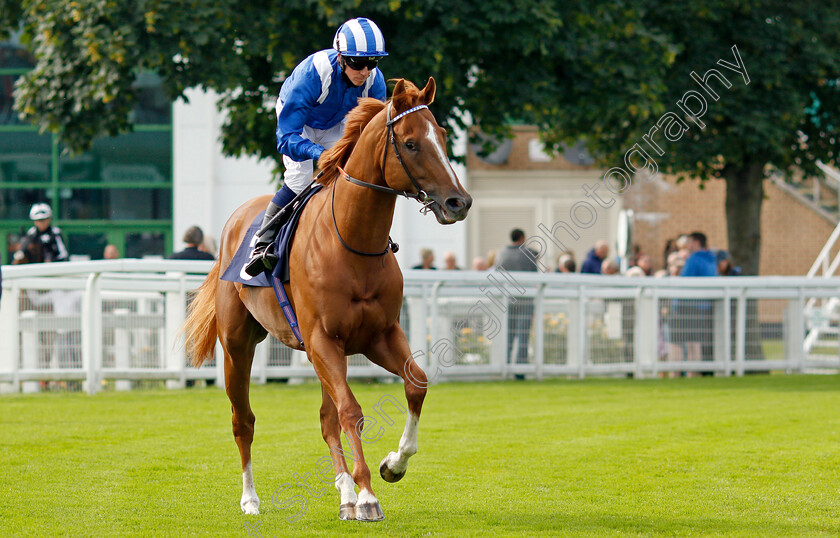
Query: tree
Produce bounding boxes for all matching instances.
[535,1,840,276]
[4,1,673,164]
[4,0,839,277]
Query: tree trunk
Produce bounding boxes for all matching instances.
[723,163,766,362]
[723,163,765,276]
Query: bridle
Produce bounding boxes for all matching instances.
[332,101,436,257]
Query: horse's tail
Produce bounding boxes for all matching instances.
[182,261,220,368]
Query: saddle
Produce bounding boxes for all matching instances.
[220,185,323,347]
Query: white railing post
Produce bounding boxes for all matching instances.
[290,348,309,384]
[82,272,102,394]
[488,303,507,378]
[787,289,805,372]
[114,309,131,391]
[533,283,546,381]
[165,274,187,389]
[712,294,727,376]
[576,287,587,379]
[428,281,442,383]
[635,287,656,379]
[21,310,40,393]
[0,284,20,393]
[735,289,747,377]
[650,288,660,379]
[722,288,733,376]
[252,340,267,385]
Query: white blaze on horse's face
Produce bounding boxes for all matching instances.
[425,121,459,189]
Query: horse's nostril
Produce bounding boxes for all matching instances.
[445,197,465,212]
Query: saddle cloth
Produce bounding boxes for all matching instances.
[220,185,323,347]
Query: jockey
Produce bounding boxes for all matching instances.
[13,203,69,264]
[245,17,388,276]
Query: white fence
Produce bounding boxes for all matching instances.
[1,260,839,394]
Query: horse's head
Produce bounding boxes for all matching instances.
[385,78,472,224]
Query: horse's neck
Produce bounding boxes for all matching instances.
[331,155,397,254]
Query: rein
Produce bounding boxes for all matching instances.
[331,102,432,257]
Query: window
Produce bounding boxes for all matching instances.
[0,38,173,263]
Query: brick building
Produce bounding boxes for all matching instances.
[466,125,838,275]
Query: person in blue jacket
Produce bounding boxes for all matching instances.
[245,17,388,275]
[681,232,717,276]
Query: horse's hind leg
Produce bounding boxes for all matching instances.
[219,282,267,514]
[365,324,427,483]
[319,386,358,520]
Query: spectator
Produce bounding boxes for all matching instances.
[6,233,21,265]
[627,243,642,267]
[103,244,120,260]
[497,229,538,375]
[675,234,691,262]
[471,256,487,271]
[716,250,742,276]
[634,254,653,276]
[201,235,218,258]
[682,233,717,277]
[555,252,576,273]
[13,203,69,265]
[624,266,646,277]
[676,232,717,373]
[412,248,436,270]
[667,251,684,276]
[169,226,215,260]
[601,258,620,275]
[485,249,497,269]
[581,240,609,274]
[663,238,678,269]
[442,251,461,270]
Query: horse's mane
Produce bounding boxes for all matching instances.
[317,99,385,186]
[317,80,422,186]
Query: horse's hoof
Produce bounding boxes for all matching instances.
[380,459,405,483]
[355,501,385,521]
[241,499,260,515]
[339,502,356,520]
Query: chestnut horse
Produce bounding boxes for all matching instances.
[182,78,471,521]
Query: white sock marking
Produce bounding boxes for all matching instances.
[334,471,358,505]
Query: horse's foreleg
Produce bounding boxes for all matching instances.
[366,325,427,483]
[319,385,358,520]
[309,332,383,521]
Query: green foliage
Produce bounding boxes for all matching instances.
[7,1,839,173]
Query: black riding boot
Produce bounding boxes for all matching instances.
[244,201,283,276]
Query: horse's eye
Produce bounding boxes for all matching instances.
[404,141,418,151]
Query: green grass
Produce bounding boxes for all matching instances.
[2,375,839,537]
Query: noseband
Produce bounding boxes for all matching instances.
[332,101,436,257]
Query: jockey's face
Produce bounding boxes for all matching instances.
[340,55,372,87]
[34,218,50,232]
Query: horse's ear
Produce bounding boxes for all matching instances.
[391,79,409,112]
[420,77,436,105]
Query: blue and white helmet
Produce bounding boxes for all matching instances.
[333,17,388,57]
[29,203,52,220]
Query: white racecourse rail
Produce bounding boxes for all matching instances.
[1,260,838,394]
